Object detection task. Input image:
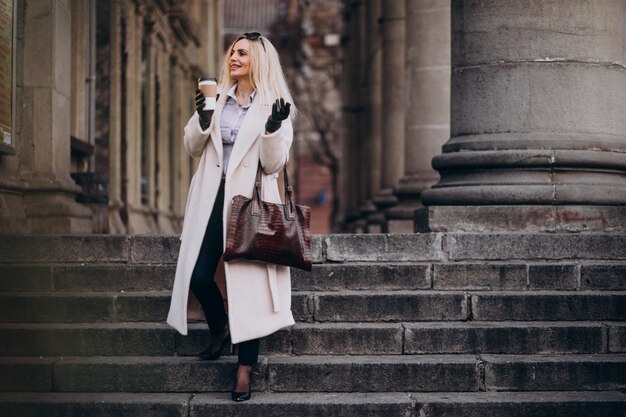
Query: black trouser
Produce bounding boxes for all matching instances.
[189,178,260,366]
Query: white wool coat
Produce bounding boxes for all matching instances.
[166,88,295,344]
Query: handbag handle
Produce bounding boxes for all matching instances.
[253,163,296,220]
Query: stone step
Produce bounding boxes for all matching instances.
[0,391,624,417]
[309,291,626,322]
[471,291,626,321]
[0,290,469,323]
[1,354,624,393]
[2,234,626,265]
[0,262,431,292]
[4,261,623,292]
[1,290,624,323]
[0,322,615,357]
[482,354,626,391]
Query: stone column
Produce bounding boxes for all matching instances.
[123,1,142,233]
[370,0,405,231]
[70,0,87,146]
[156,38,176,233]
[353,0,372,232]
[385,0,450,233]
[361,0,383,232]
[340,0,364,230]
[419,0,626,232]
[124,4,155,234]
[170,59,187,232]
[16,0,92,233]
[108,0,126,234]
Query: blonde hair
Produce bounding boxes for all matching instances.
[218,34,297,118]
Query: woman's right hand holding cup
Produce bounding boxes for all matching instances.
[195,88,213,130]
[196,77,217,131]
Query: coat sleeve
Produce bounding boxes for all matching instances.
[183,112,213,158]
[259,118,293,174]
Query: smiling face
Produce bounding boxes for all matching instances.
[229,39,251,80]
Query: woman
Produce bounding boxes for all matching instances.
[166,32,297,402]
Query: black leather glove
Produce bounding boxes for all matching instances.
[265,98,291,133]
[195,88,214,131]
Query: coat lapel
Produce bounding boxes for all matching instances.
[210,93,227,162]
[226,97,268,178]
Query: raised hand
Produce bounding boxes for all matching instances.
[265,98,291,133]
[195,89,213,130]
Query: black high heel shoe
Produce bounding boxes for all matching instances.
[231,364,252,402]
[198,325,231,360]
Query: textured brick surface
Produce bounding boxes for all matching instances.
[191,392,413,416]
[446,234,626,261]
[1,392,624,417]
[0,236,129,263]
[52,356,261,392]
[309,235,325,263]
[0,392,191,417]
[53,264,176,292]
[413,391,626,417]
[267,355,479,392]
[404,322,606,354]
[0,357,55,392]
[528,264,577,290]
[0,323,176,356]
[324,234,443,262]
[291,323,403,355]
[471,292,626,321]
[0,293,114,323]
[292,263,430,291]
[608,323,626,353]
[115,293,171,322]
[313,291,468,321]
[291,293,313,322]
[433,264,526,290]
[0,266,53,291]
[581,265,626,290]
[483,354,626,391]
[129,236,180,264]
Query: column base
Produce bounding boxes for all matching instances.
[126,203,158,234]
[416,205,626,233]
[157,212,178,234]
[108,200,127,234]
[0,187,28,233]
[385,175,433,233]
[369,188,399,233]
[386,201,424,233]
[366,212,385,233]
[23,192,93,234]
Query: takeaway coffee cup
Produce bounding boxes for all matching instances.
[198,77,217,110]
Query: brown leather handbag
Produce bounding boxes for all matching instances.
[223,163,312,271]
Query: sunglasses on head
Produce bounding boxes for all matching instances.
[242,32,266,52]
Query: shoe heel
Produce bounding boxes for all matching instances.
[231,365,252,402]
[198,328,231,360]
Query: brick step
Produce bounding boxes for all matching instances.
[0,391,624,417]
[2,234,626,264]
[0,322,619,357]
[1,290,624,323]
[3,262,623,292]
[1,354,624,393]
[0,263,431,292]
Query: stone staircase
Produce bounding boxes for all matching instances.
[0,233,624,416]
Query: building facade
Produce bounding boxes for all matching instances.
[339,0,626,234]
[3,0,625,235]
[0,0,222,234]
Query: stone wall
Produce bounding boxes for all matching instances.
[0,0,222,235]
